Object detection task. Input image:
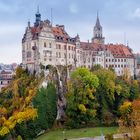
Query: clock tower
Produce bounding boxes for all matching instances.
[92,13,105,44]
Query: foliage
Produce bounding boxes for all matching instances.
[92,68,140,125]
[91,64,103,71]
[93,69,117,124]
[16,83,57,139]
[0,67,40,138]
[66,67,99,128]
[129,80,139,100]
[105,133,113,140]
[33,83,57,130]
[119,99,140,139]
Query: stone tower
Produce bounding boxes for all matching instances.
[92,13,105,44]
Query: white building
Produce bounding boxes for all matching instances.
[22,10,135,76]
[0,70,13,91]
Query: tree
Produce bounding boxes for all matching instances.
[129,80,139,100]
[91,64,103,71]
[66,67,99,128]
[93,69,117,125]
[33,83,57,130]
[119,99,140,139]
[0,68,40,139]
[15,83,57,139]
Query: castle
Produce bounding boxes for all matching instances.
[22,9,135,76]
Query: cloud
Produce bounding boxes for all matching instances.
[0,23,24,64]
[0,23,24,35]
[69,4,78,14]
[0,1,24,14]
[133,8,140,18]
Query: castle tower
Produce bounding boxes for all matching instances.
[92,13,105,44]
[35,6,41,26]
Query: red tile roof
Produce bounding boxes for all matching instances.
[80,42,133,58]
[80,42,104,51]
[105,44,134,58]
[52,26,71,43]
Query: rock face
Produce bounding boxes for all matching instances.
[46,65,70,123]
[55,66,67,121]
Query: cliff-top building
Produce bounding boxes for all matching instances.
[22,9,135,76]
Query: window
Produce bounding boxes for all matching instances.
[64,53,66,58]
[68,46,70,50]
[27,51,31,58]
[72,54,73,59]
[44,42,46,47]
[64,45,66,50]
[43,50,47,57]
[59,52,61,58]
[49,43,52,48]
[59,45,61,49]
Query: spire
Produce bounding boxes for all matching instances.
[95,11,101,28]
[92,12,104,44]
[35,6,41,26]
[27,19,30,28]
[37,5,40,14]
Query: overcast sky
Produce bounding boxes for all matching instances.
[0,0,140,64]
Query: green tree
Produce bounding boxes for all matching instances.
[93,69,117,125]
[91,64,103,71]
[129,80,139,100]
[66,67,99,128]
[16,83,57,139]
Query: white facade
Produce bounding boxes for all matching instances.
[22,11,135,76]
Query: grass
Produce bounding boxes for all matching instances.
[35,127,118,140]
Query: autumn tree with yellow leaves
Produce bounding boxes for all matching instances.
[0,67,40,139]
[119,99,140,140]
